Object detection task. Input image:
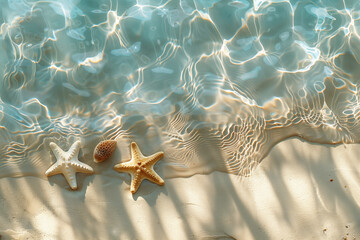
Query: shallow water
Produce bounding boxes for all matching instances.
[1,0,360,180]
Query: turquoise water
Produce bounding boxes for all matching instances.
[1,0,360,179]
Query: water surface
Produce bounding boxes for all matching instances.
[1,0,360,180]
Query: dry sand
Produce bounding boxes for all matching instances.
[1,137,360,239]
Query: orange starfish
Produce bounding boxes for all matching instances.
[114,142,164,194]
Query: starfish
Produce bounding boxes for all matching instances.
[45,141,94,190]
[114,142,164,194]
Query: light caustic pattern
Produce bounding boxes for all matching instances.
[1,0,360,178]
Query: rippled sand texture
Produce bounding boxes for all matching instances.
[1,0,360,179]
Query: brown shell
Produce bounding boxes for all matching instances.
[93,140,117,163]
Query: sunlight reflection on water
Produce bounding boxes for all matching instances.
[1,0,360,178]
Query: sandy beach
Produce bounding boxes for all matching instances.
[1,138,359,240]
[1,0,360,239]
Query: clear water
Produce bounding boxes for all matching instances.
[1,0,360,179]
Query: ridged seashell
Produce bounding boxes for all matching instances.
[94,140,117,163]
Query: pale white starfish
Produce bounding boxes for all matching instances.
[45,141,94,190]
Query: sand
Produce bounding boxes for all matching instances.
[1,137,360,240]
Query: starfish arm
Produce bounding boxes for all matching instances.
[62,168,78,190]
[142,168,165,186]
[49,142,65,160]
[130,172,144,194]
[68,141,81,160]
[45,163,62,176]
[114,161,136,173]
[130,142,144,160]
[143,152,164,166]
[71,160,94,174]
